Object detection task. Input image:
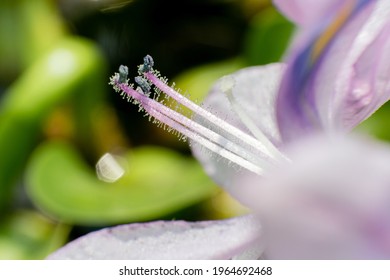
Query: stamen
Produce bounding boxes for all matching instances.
[110,56,289,174]
[115,81,268,172]
[144,71,282,162]
[144,104,265,175]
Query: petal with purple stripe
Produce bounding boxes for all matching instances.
[275,0,390,142]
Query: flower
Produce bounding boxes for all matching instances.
[48,0,390,259]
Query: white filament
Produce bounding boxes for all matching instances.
[221,75,287,163]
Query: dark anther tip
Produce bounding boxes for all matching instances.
[135,76,151,94]
[118,65,129,83]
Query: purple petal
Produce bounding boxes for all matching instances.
[273,0,351,26]
[329,13,390,130]
[277,1,390,142]
[304,0,390,133]
[243,135,390,259]
[47,215,262,260]
[190,64,285,204]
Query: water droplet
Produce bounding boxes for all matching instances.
[96,153,125,183]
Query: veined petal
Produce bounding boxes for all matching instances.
[47,215,262,260]
[276,0,390,142]
[190,64,286,203]
[244,135,390,259]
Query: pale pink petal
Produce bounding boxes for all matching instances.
[47,215,262,260]
[312,0,390,132]
[331,23,390,131]
[273,0,350,26]
[243,135,390,259]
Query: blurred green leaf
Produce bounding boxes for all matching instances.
[0,37,106,210]
[0,0,66,82]
[26,141,217,225]
[243,7,294,65]
[0,211,69,260]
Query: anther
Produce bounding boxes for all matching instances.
[135,76,151,94]
[138,55,154,73]
[118,65,129,83]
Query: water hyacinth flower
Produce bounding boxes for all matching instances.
[49,0,390,259]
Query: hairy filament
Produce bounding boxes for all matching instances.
[143,71,284,163]
[144,104,265,175]
[115,81,268,173]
